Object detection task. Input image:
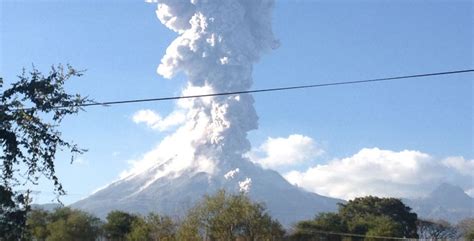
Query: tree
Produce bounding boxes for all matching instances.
[363,215,403,240]
[291,213,347,241]
[126,216,150,241]
[457,218,474,241]
[26,208,50,241]
[338,196,418,238]
[177,190,285,241]
[103,210,138,241]
[45,207,102,241]
[0,185,30,241]
[0,65,89,240]
[291,196,418,241]
[146,213,177,241]
[126,213,177,241]
[24,207,102,241]
[417,219,459,240]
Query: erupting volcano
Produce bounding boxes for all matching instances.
[73,0,342,225]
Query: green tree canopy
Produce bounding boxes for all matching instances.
[126,213,177,241]
[25,207,101,241]
[457,218,474,241]
[291,196,418,241]
[46,207,101,241]
[338,196,418,238]
[26,208,50,241]
[291,212,347,241]
[146,213,177,241]
[103,210,138,241]
[126,216,150,241]
[363,215,403,240]
[177,190,285,241]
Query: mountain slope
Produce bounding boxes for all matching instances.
[72,159,342,226]
[404,183,474,223]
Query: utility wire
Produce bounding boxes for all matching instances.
[302,229,411,240]
[11,69,474,110]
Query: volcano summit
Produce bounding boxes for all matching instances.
[73,0,342,225]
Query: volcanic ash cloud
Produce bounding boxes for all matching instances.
[124,0,278,179]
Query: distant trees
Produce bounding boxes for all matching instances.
[127,213,177,241]
[103,211,138,241]
[457,218,474,240]
[23,191,284,241]
[46,207,102,241]
[177,190,285,241]
[26,208,50,240]
[291,212,347,241]
[417,219,459,239]
[291,196,418,241]
[26,208,179,241]
[26,207,101,241]
[23,193,474,241]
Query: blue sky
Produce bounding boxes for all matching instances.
[1,0,472,203]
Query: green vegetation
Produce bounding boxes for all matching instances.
[0,65,89,240]
[103,211,138,241]
[291,196,418,241]
[176,190,285,241]
[17,192,473,241]
[26,207,101,241]
[457,218,474,240]
[23,190,284,241]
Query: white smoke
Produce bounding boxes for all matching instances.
[224,168,240,180]
[133,109,186,131]
[123,0,277,179]
[238,177,252,193]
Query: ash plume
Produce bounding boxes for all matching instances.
[124,0,278,180]
[72,1,344,224]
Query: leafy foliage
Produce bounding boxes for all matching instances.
[26,207,101,241]
[126,217,150,241]
[177,190,285,241]
[291,213,347,241]
[457,218,474,241]
[103,210,138,241]
[127,213,177,241]
[291,196,418,241]
[145,213,177,241]
[46,207,102,241]
[0,185,30,240]
[26,208,49,240]
[338,196,418,238]
[0,65,89,240]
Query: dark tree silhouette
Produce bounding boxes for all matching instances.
[0,65,90,239]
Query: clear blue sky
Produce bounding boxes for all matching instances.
[1,0,472,204]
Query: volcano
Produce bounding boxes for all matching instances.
[72,158,342,226]
[404,183,474,223]
[74,0,343,226]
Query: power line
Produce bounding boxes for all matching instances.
[11,69,474,110]
[302,229,410,240]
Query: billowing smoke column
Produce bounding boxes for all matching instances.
[129,0,277,181]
